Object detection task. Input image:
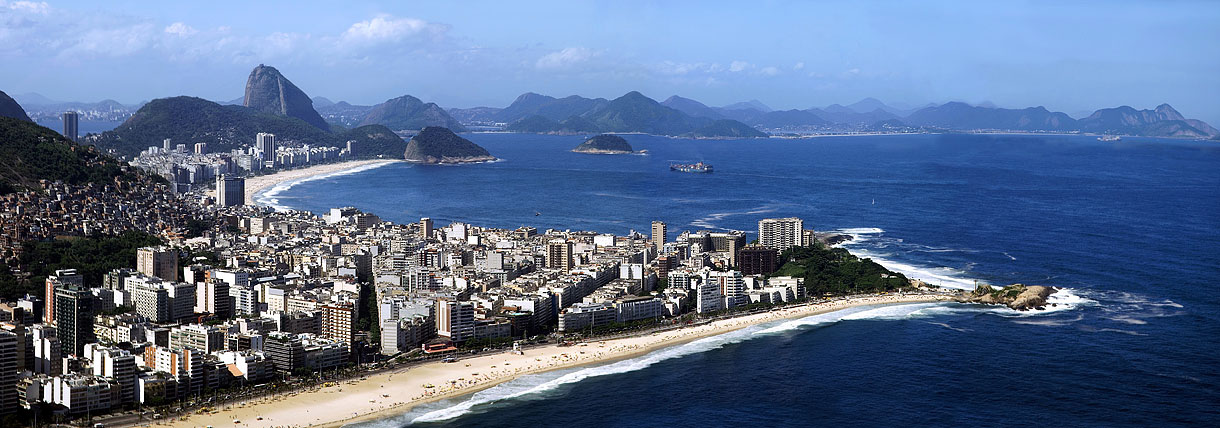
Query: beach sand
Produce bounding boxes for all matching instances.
[237,159,401,207]
[144,293,953,428]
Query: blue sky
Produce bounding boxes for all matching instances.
[2,0,1218,123]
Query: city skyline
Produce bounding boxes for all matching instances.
[1,0,1218,124]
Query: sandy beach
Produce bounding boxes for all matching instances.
[237,159,401,207]
[144,293,953,428]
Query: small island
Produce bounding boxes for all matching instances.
[404,126,497,164]
[572,134,634,154]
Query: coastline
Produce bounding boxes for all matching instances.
[242,159,401,208]
[146,293,954,428]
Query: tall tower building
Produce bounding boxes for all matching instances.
[257,133,276,164]
[0,330,17,415]
[216,175,245,207]
[137,246,179,281]
[547,239,575,272]
[61,111,79,142]
[321,302,356,344]
[758,217,804,251]
[420,217,434,240]
[651,221,667,251]
[44,269,82,325]
[194,142,207,154]
[163,138,172,152]
[435,299,474,343]
[53,285,95,356]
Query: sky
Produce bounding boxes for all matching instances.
[2,0,1218,123]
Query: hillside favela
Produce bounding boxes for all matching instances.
[0,1,1217,427]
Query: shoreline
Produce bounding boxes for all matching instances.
[145,293,955,428]
[241,159,401,208]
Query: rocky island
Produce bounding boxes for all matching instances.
[958,283,1059,311]
[572,134,634,154]
[404,126,496,164]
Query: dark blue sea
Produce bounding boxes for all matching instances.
[266,133,1220,427]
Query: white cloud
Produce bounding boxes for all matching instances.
[729,60,751,72]
[536,47,597,70]
[340,14,446,46]
[793,62,805,70]
[758,66,780,76]
[164,22,197,37]
[4,1,49,14]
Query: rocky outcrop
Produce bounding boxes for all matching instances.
[959,284,1058,311]
[0,90,32,122]
[572,134,633,154]
[243,64,329,130]
[404,126,495,164]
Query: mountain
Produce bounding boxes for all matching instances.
[12,92,59,106]
[312,97,335,108]
[661,96,723,119]
[358,95,466,132]
[505,115,561,133]
[582,91,711,135]
[0,117,134,194]
[93,96,337,157]
[722,100,772,112]
[448,107,503,124]
[493,93,608,123]
[403,126,494,164]
[1077,104,1217,137]
[336,124,406,158]
[242,64,329,130]
[0,90,32,122]
[753,109,830,128]
[572,134,633,154]
[686,119,768,138]
[808,108,899,125]
[904,102,1078,131]
[501,91,765,138]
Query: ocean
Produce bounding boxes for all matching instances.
[267,133,1220,427]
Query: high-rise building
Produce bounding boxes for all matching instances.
[196,280,232,319]
[163,138,172,152]
[53,285,95,356]
[738,245,779,275]
[0,330,17,415]
[137,246,179,281]
[61,111,79,142]
[216,175,245,207]
[547,239,574,272]
[759,217,804,251]
[709,270,747,309]
[651,221,667,250]
[321,302,356,344]
[194,142,207,154]
[420,217,434,239]
[435,299,474,343]
[32,324,61,376]
[257,133,276,164]
[45,269,82,325]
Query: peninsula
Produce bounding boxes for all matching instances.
[403,126,496,164]
[572,134,634,154]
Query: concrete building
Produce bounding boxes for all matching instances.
[546,240,574,272]
[137,246,179,281]
[62,111,79,142]
[196,280,233,319]
[759,217,804,251]
[696,280,723,314]
[710,270,747,309]
[420,217,434,239]
[53,285,94,356]
[0,330,16,415]
[170,324,225,353]
[32,324,61,376]
[436,299,475,343]
[257,133,276,165]
[320,302,356,344]
[738,245,779,275]
[557,302,616,332]
[44,269,82,325]
[85,344,138,405]
[217,175,245,207]
[651,220,667,250]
